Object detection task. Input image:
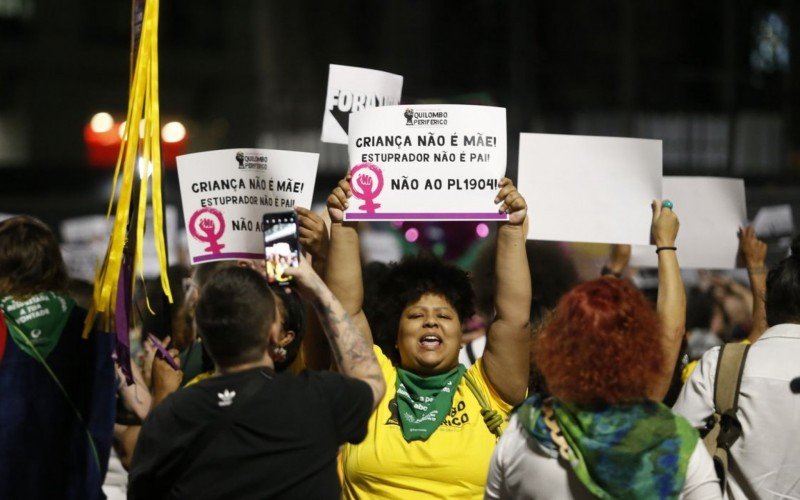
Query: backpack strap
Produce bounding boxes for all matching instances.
[713,343,750,416]
[704,342,750,487]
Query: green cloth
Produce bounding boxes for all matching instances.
[396,364,466,442]
[0,292,75,360]
[518,395,699,500]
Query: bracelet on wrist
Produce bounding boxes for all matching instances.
[655,246,677,254]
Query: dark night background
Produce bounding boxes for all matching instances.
[0,0,798,228]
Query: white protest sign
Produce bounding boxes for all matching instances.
[752,204,794,238]
[59,207,182,280]
[176,148,318,264]
[60,215,112,282]
[345,105,507,222]
[630,177,747,269]
[321,64,403,144]
[519,133,662,245]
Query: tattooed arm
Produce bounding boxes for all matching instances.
[285,255,385,409]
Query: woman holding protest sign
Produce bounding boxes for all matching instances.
[324,175,531,499]
[485,201,722,499]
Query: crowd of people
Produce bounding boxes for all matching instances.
[0,175,798,499]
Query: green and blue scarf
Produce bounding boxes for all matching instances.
[518,395,699,499]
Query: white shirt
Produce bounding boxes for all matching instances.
[673,323,800,500]
[485,414,721,500]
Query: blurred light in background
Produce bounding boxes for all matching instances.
[84,114,186,169]
[751,11,790,73]
[475,223,490,238]
[404,227,419,243]
[89,112,114,134]
[137,157,153,179]
[161,121,186,143]
[161,121,187,167]
[84,111,122,168]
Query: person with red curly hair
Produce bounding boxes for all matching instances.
[486,201,722,500]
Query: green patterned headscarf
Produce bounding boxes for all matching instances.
[518,395,699,500]
[0,292,75,360]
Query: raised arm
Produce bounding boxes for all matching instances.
[650,200,685,401]
[295,206,333,370]
[739,226,768,342]
[603,244,632,277]
[482,178,532,405]
[325,176,373,343]
[285,256,385,409]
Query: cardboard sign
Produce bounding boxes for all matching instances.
[345,105,508,221]
[630,177,747,269]
[176,148,318,264]
[321,64,403,144]
[518,133,662,245]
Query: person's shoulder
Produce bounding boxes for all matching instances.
[466,357,515,414]
[153,381,214,419]
[295,369,369,390]
[697,345,722,369]
[691,345,721,384]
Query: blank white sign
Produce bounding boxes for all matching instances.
[630,176,747,269]
[518,133,662,245]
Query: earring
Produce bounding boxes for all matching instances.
[273,346,287,362]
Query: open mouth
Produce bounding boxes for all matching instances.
[419,335,443,349]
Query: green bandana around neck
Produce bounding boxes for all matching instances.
[0,292,75,360]
[518,396,699,500]
[395,364,467,442]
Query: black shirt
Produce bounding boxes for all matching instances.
[129,367,373,500]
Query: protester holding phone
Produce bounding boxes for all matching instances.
[263,211,302,285]
[323,176,531,499]
[129,258,385,499]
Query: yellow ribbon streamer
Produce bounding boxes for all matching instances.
[84,0,172,337]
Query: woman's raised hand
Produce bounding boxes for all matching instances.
[651,199,679,247]
[295,206,329,264]
[494,177,528,226]
[738,226,767,270]
[327,175,353,224]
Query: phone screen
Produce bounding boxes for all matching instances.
[263,211,300,285]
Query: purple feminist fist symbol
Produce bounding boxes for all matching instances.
[349,163,384,214]
[189,207,226,254]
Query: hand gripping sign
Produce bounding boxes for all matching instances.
[344,105,508,222]
[177,148,318,264]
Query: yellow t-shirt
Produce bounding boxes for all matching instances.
[341,345,513,499]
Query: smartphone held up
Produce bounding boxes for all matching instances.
[263,211,301,286]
